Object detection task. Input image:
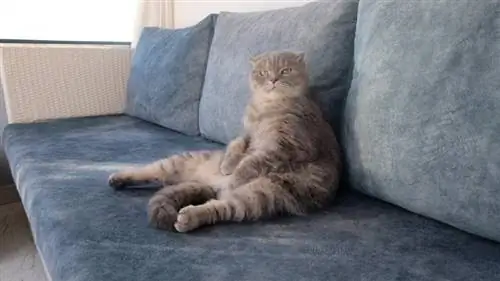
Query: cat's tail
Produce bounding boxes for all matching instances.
[147,181,217,230]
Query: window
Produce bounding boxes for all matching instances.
[0,0,137,43]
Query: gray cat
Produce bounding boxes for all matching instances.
[108,51,342,232]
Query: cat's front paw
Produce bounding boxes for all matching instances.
[219,162,234,176]
[174,205,201,233]
[108,173,131,190]
[148,200,178,231]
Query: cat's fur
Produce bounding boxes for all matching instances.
[108,51,342,232]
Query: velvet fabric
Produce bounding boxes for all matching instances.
[343,0,500,242]
[198,0,359,144]
[4,115,500,281]
[125,14,217,136]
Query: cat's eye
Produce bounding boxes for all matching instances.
[258,70,268,76]
[280,68,292,75]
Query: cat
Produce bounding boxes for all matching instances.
[108,50,342,233]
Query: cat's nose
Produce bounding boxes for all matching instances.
[270,78,278,84]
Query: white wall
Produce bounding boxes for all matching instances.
[0,1,315,40]
[0,0,137,42]
[173,0,314,28]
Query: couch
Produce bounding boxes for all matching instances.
[2,1,500,280]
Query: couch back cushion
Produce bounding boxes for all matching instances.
[125,14,217,136]
[343,0,500,242]
[198,0,359,144]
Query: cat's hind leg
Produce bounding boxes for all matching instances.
[108,161,167,190]
[148,181,217,230]
[173,176,303,232]
[108,150,223,190]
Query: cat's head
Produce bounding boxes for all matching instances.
[249,51,308,97]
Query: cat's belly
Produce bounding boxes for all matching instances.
[212,175,232,192]
[189,150,231,188]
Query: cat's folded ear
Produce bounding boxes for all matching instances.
[250,54,262,66]
[295,52,305,63]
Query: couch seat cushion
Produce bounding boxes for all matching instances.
[4,115,500,281]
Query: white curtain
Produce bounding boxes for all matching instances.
[132,0,175,48]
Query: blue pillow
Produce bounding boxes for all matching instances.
[125,14,217,136]
[343,0,500,242]
[198,1,359,144]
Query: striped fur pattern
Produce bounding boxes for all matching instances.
[108,51,342,232]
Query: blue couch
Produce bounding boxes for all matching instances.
[3,1,500,280]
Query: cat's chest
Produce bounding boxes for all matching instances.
[247,121,282,151]
[243,108,280,132]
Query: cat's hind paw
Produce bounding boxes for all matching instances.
[108,173,130,190]
[174,205,201,233]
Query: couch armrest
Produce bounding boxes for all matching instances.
[0,44,131,124]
